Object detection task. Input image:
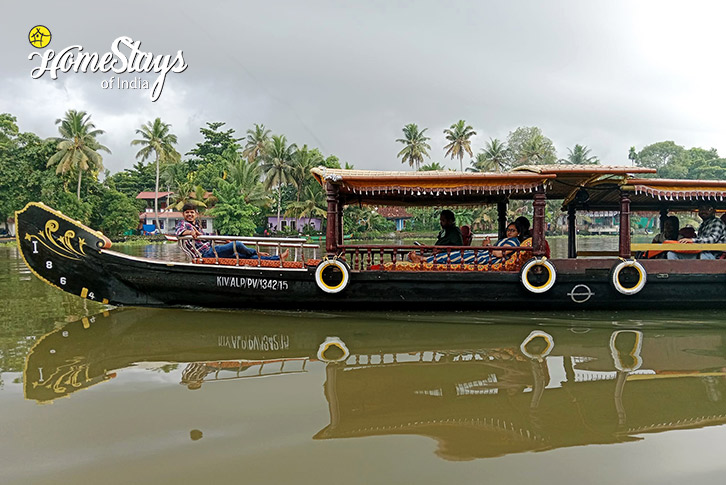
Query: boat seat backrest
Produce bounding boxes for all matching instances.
[179,239,202,261]
[460,225,473,246]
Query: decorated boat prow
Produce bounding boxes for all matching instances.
[15,202,157,305]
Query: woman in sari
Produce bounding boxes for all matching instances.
[409,223,521,265]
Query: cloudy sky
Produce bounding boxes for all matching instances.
[2,0,726,174]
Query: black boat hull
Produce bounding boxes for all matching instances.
[16,202,726,310]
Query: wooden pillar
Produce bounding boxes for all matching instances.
[337,201,344,246]
[619,191,631,258]
[659,208,669,232]
[533,192,546,257]
[497,200,507,240]
[325,182,339,254]
[567,204,577,258]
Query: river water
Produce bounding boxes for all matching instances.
[2,241,726,484]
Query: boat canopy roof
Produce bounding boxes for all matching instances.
[619,178,726,211]
[312,165,726,211]
[311,167,555,206]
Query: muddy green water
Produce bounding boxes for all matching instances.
[2,242,726,485]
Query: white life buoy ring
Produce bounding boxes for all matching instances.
[520,258,557,294]
[314,259,350,294]
[317,337,350,363]
[611,259,647,295]
[520,330,555,361]
[610,330,643,372]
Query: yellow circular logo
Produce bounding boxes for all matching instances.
[28,25,51,48]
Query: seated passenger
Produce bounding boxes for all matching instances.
[409,222,520,265]
[679,226,696,239]
[176,204,288,260]
[668,204,726,260]
[652,216,680,243]
[514,216,550,258]
[640,215,681,259]
[435,209,463,246]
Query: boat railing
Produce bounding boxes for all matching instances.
[177,235,320,264]
[338,243,533,272]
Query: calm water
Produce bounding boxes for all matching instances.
[3,242,726,484]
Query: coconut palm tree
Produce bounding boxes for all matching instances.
[419,162,447,171]
[168,182,208,211]
[564,144,599,165]
[285,185,327,232]
[290,145,323,201]
[225,154,270,207]
[443,120,476,172]
[468,138,509,172]
[47,110,111,200]
[519,133,549,165]
[396,123,431,170]
[262,134,297,228]
[242,124,271,163]
[131,118,181,230]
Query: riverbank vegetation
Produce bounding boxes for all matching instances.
[2,110,725,240]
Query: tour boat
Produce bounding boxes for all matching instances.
[15,165,726,309]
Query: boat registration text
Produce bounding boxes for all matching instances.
[216,276,289,291]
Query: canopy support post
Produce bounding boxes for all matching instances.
[567,204,577,258]
[337,201,344,247]
[619,191,631,259]
[497,200,507,240]
[533,192,546,257]
[326,183,339,255]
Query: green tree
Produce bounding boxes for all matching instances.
[92,190,140,238]
[130,118,181,230]
[686,147,725,179]
[262,135,297,226]
[208,182,259,236]
[108,161,156,198]
[168,183,208,211]
[0,113,19,149]
[628,146,638,166]
[242,124,271,163]
[0,127,56,227]
[186,122,242,170]
[634,141,685,172]
[290,145,323,201]
[468,138,509,172]
[396,123,431,170]
[419,162,447,171]
[225,155,270,207]
[285,185,327,232]
[443,120,476,172]
[47,110,111,200]
[506,126,557,167]
[564,144,599,165]
[344,206,394,237]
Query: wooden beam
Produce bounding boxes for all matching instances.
[631,243,726,252]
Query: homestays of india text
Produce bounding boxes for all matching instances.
[28,36,187,101]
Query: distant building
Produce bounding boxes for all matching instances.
[136,191,214,235]
[377,207,413,231]
[267,216,322,233]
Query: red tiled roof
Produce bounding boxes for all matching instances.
[377,206,413,219]
[136,191,173,199]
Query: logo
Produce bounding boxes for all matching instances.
[28,35,187,102]
[29,25,51,48]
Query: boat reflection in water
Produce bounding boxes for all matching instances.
[24,309,726,460]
